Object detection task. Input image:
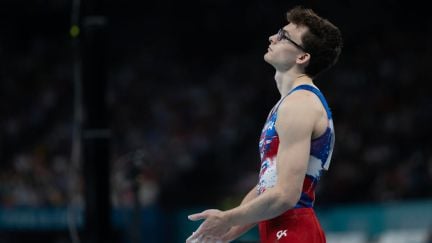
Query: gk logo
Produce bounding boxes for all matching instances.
[276,229,287,240]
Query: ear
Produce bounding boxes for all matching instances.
[296,52,310,65]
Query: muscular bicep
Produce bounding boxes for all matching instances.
[274,93,317,203]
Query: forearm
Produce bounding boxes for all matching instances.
[221,186,259,241]
[230,186,259,230]
[240,185,258,205]
[224,186,296,227]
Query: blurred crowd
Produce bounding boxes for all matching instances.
[1,2,432,212]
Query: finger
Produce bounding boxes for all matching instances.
[187,233,203,243]
[188,208,221,221]
[187,226,204,242]
[186,231,196,243]
[186,231,197,242]
[186,234,199,242]
[188,212,208,221]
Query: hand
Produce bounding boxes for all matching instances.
[218,225,249,242]
[186,209,231,243]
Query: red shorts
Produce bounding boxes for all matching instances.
[258,208,326,243]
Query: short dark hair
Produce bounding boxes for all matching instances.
[287,6,343,78]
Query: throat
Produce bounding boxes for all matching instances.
[277,73,312,97]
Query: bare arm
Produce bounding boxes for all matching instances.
[187,91,320,241]
[221,91,318,226]
[220,185,259,241]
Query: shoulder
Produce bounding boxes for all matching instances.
[275,89,324,137]
[278,90,323,119]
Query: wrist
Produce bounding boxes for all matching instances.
[221,210,235,227]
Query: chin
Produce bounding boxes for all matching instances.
[263,53,272,64]
[264,52,270,62]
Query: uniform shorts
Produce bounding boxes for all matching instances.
[258,208,326,243]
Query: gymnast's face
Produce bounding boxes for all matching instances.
[264,23,308,71]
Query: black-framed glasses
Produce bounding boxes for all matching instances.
[276,28,306,52]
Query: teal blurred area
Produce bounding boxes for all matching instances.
[318,199,432,243]
[1,199,431,243]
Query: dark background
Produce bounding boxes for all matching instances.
[0,0,431,242]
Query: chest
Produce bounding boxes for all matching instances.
[259,112,280,161]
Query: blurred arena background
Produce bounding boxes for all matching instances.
[0,0,431,242]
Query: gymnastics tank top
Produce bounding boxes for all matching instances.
[257,84,335,208]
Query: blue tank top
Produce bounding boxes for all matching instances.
[257,84,335,208]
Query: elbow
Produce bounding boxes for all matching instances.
[279,188,302,209]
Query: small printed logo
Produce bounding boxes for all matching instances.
[276,229,287,240]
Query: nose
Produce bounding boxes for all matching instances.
[269,33,277,43]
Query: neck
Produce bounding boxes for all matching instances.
[274,72,313,98]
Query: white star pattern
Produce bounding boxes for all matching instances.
[257,157,277,194]
[307,155,323,179]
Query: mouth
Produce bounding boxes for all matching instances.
[267,47,272,52]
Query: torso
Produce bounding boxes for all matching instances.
[257,85,335,208]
